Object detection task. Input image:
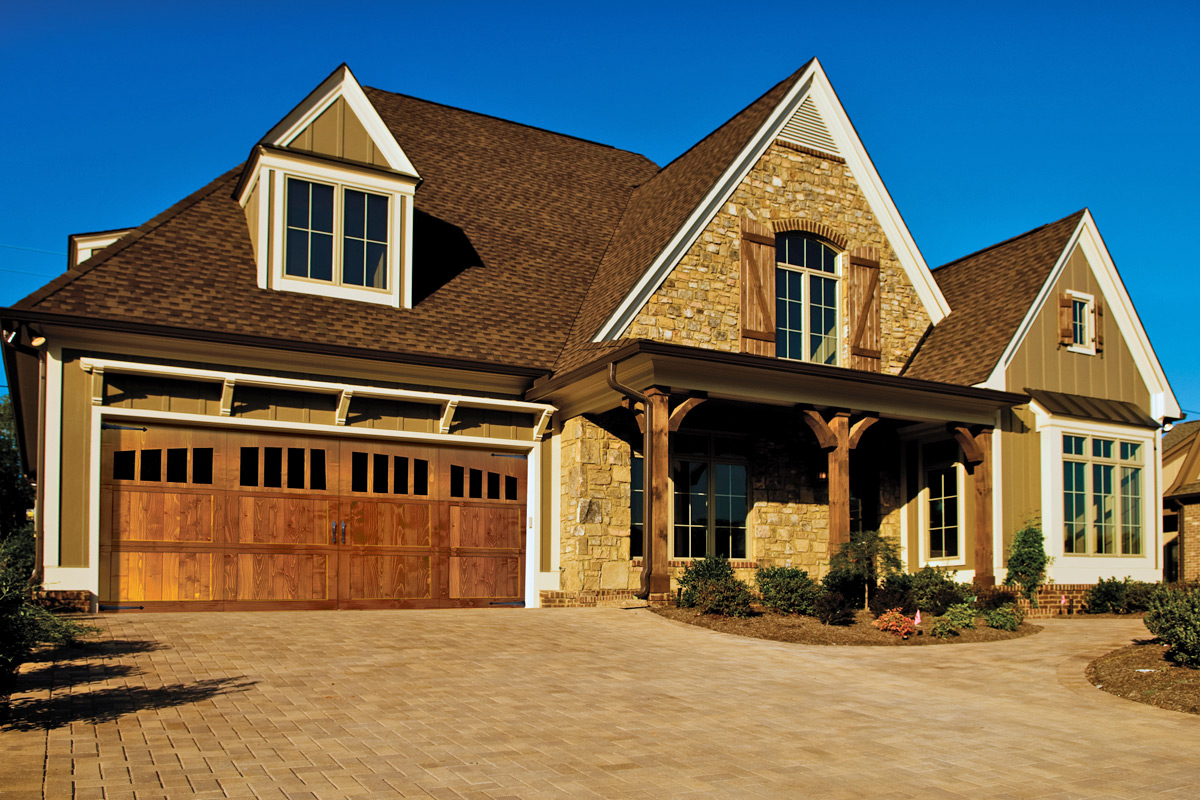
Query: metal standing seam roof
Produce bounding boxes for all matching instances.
[1025,388,1159,429]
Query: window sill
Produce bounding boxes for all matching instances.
[1066,344,1096,356]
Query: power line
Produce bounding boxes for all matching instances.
[0,265,61,277]
[0,243,66,257]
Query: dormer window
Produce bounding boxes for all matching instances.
[285,178,390,290]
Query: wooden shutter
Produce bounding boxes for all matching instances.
[1094,299,1104,354]
[1058,294,1073,346]
[740,218,776,357]
[847,254,881,372]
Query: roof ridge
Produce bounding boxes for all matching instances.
[363,86,654,160]
[17,166,244,309]
[933,209,1086,274]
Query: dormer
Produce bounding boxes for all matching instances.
[68,228,133,268]
[235,65,420,308]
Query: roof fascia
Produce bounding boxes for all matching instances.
[259,64,419,179]
[980,211,1181,421]
[593,59,949,342]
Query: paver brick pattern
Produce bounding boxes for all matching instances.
[2,610,1197,799]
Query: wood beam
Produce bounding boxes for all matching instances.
[826,412,851,550]
[971,428,995,586]
[667,395,707,432]
[645,387,672,598]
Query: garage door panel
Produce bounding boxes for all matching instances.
[450,505,522,549]
[449,555,522,600]
[111,489,216,543]
[234,496,339,545]
[225,552,333,602]
[345,499,431,547]
[344,554,432,600]
[111,550,218,602]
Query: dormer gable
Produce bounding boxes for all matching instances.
[236,64,419,309]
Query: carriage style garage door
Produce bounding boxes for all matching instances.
[99,425,526,610]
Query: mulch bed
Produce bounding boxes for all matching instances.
[1087,639,1200,715]
[651,607,1040,646]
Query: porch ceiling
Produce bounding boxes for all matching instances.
[528,340,1025,426]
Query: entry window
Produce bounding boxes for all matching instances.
[926,465,959,560]
[671,433,749,560]
[775,233,839,365]
[1062,434,1143,555]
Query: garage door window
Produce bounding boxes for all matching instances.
[350,451,430,496]
[240,446,329,490]
[112,447,214,485]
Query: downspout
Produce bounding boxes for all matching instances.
[33,346,46,587]
[607,363,653,600]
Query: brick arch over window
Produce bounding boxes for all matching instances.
[769,219,848,251]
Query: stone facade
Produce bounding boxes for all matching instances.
[1180,499,1200,583]
[624,143,930,375]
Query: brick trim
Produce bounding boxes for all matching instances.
[773,138,847,164]
[769,219,848,250]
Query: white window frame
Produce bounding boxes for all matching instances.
[244,151,416,308]
[916,446,967,568]
[1032,407,1160,583]
[1066,289,1096,355]
[774,236,841,366]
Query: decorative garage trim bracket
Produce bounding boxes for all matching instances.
[79,358,556,441]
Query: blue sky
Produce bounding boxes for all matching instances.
[1,1,1196,416]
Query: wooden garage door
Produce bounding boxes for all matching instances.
[100,425,525,611]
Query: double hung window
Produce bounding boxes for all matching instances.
[285,177,390,290]
[1062,434,1143,555]
[775,233,839,364]
[926,465,959,560]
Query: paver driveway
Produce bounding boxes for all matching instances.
[1,610,1196,799]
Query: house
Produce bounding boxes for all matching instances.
[0,61,1180,612]
[1163,420,1200,582]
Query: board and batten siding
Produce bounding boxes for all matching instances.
[998,406,1043,566]
[1005,247,1150,408]
[285,96,389,167]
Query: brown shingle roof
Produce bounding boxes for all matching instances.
[903,210,1085,385]
[553,65,810,372]
[1164,420,1200,452]
[14,88,658,371]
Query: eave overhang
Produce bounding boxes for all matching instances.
[528,340,1025,425]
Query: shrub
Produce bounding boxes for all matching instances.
[909,567,967,615]
[814,591,856,626]
[822,568,867,607]
[1126,581,1157,613]
[943,602,977,630]
[1084,578,1161,614]
[1144,585,1200,668]
[869,584,915,618]
[678,555,736,608]
[985,604,1023,631]
[972,585,1019,612]
[692,575,755,618]
[755,566,821,616]
[931,616,961,638]
[1004,521,1049,602]
[872,608,916,638]
[829,529,902,609]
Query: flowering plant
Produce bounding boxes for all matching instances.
[872,608,916,638]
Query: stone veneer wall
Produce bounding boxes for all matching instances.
[554,413,905,606]
[624,143,930,375]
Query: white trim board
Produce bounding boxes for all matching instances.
[980,211,1180,422]
[593,58,950,343]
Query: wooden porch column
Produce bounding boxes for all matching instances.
[802,410,877,551]
[952,425,995,586]
[644,387,672,598]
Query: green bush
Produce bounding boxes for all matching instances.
[814,591,856,626]
[909,567,967,615]
[985,604,1023,631]
[1144,585,1200,668]
[678,555,736,608]
[943,602,977,630]
[1004,522,1049,601]
[692,575,755,618]
[972,585,1019,612]
[822,567,867,607]
[755,566,820,616]
[1084,578,1160,614]
[828,529,902,609]
[868,583,915,617]
[931,616,961,638]
[1126,581,1157,613]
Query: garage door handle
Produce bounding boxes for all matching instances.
[341,520,346,545]
[331,520,337,544]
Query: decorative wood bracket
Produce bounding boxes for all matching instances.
[439,399,459,435]
[848,416,878,450]
[667,394,707,432]
[533,408,553,440]
[951,425,986,466]
[219,378,235,417]
[800,408,843,451]
[90,366,106,406]
[335,389,354,426]
[622,397,646,435]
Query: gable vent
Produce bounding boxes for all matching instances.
[777,96,840,157]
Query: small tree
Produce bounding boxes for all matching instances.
[0,395,35,545]
[828,529,902,609]
[1004,521,1050,604]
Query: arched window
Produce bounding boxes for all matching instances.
[775,233,839,364]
